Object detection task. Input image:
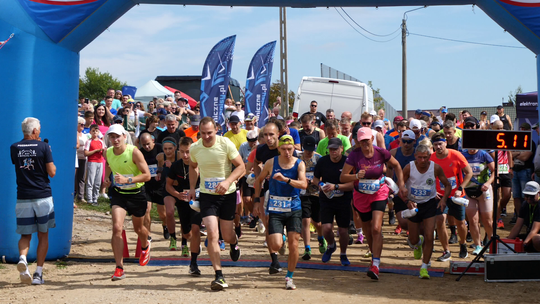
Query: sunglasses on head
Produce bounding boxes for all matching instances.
[402,139,414,144]
[362,122,372,126]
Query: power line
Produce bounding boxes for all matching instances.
[408,32,527,49]
[334,8,401,43]
[340,7,401,37]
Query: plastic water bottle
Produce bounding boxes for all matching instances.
[189,200,200,212]
[402,208,418,219]
[384,177,399,194]
[319,182,335,199]
[452,197,469,207]
[246,173,256,186]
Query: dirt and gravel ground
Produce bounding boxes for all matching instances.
[0,205,537,304]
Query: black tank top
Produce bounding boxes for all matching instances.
[499,114,511,130]
[299,130,320,149]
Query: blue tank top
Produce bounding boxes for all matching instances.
[394,147,416,180]
[268,156,302,213]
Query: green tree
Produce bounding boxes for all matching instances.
[368,81,384,111]
[507,85,523,105]
[79,67,127,101]
[269,79,295,110]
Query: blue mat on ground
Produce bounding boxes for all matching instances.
[148,258,444,278]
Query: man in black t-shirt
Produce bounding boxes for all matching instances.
[165,137,203,275]
[139,133,167,239]
[10,117,56,285]
[313,138,354,266]
[508,181,540,252]
[156,114,186,145]
[302,100,327,128]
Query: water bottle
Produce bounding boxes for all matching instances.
[452,197,469,207]
[189,200,200,212]
[402,208,418,219]
[319,182,335,199]
[384,177,399,194]
[246,173,256,186]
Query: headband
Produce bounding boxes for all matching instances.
[163,139,177,146]
[279,135,294,147]
[431,138,446,144]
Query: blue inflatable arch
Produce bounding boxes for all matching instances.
[1,0,540,262]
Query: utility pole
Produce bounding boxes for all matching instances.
[402,17,407,119]
[279,7,289,117]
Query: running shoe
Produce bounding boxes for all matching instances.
[367,265,379,280]
[219,240,226,251]
[99,193,109,199]
[211,277,228,290]
[388,210,396,225]
[111,267,125,281]
[501,207,507,217]
[318,238,328,254]
[355,234,365,244]
[169,238,177,251]
[472,245,483,256]
[189,263,201,276]
[322,245,336,263]
[269,262,282,274]
[163,226,170,240]
[510,214,517,224]
[497,219,504,229]
[230,244,241,262]
[348,222,356,235]
[466,231,473,243]
[419,268,430,279]
[17,258,31,285]
[31,272,44,285]
[310,223,316,233]
[249,217,258,229]
[302,248,312,261]
[449,234,458,244]
[413,235,424,260]
[139,240,151,266]
[348,234,354,245]
[340,254,351,266]
[459,243,468,259]
[364,250,372,258]
[181,245,190,257]
[394,225,402,235]
[258,220,266,234]
[285,277,296,290]
[436,250,451,262]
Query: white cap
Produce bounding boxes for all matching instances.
[523,181,540,195]
[490,114,500,124]
[247,129,259,140]
[410,119,422,130]
[373,120,385,129]
[106,124,126,136]
[402,130,416,140]
[369,110,377,116]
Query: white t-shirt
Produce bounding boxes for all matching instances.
[231,110,245,122]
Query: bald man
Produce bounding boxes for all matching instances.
[341,111,353,121]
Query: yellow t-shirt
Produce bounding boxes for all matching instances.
[438,128,462,138]
[224,129,248,150]
[190,136,240,195]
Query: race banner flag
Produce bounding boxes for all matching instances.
[244,41,276,128]
[200,35,236,132]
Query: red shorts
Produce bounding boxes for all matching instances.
[353,183,389,213]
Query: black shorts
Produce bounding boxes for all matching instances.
[240,176,253,197]
[199,192,236,221]
[435,197,466,221]
[392,195,408,213]
[354,200,386,222]
[301,196,320,222]
[525,241,539,253]
[408,198,438,223]
[320,202,351,228]
[144,185,164,205]
[175,199,202,234]
[268,209,302,234]
[110,186,148,218]
[499,174,512,188]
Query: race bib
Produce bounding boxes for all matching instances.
[357,179,381,194]
[204,177,225,192]
[440,177,457,190]
[498,163,509,174]
[148,164,158,177]
[333,189,344,197]
[301,172,315,195]
[470,163,485,175]
[268,195,292,213]
[114,174,135,189]
[410,186,431,201]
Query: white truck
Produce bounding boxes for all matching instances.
[292,76,374,122]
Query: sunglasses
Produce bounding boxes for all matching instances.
[236,104,241,106]
[310,105,317,107]
[402,139,414,144]
[79,123,84,126]
[525,194,536,199]
[361,122,372,126]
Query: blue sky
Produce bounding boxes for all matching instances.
[80,4,537,111]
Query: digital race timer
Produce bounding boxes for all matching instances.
[462,130,532,151]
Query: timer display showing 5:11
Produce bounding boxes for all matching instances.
[462,130,532,151]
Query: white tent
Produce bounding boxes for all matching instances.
[135,80,171,102]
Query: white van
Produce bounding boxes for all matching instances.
[292,77,374,122]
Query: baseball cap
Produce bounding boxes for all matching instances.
[464,116,479,127]
[430,121,442,127]
[157,108,167,116]
[415,109,422,114]
[178,97,188,103]
[229,115,240,123]
[247,130,259,141]
[373,120,385,129]
[369,110,377,116]
[421,111,431,117]
[410,119,422,130]
[113,115,123,123]
[190,115,201,126]
[352,124,362,141]
[497,105,503,110]
[245,113,256,122]
[521,122,531,130]
[402,130,416,140]
[523,181,540,195]
[357,127,373,141]
[278,135,294,147]
[480,111,487,116]
[158,114,166,121]
[393,116,404,123]
[302,136,316,151]
[490,114,500,124]
[328,138,343,149]
[152,96,158,100]
[441,106,448,113]
[106,124,125,136]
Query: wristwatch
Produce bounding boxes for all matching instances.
[128,177,133,184]
[335,184,340,190]
[287,178,291,184]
